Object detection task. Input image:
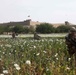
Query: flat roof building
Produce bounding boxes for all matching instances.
[0,19,76,28]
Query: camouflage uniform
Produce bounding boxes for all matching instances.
[65,27,76,57]
[34,32,41,40]
[12,32,16,38]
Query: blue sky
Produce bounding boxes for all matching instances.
[0,0,76,24]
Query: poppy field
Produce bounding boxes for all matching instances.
[0,38,75,75]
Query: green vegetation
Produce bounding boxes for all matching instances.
[36,23,55,33]
[36,24,71,33]
[56,25,71,33]
[0,23,71,34]
[11,25,30,33]
[0,38,75,75]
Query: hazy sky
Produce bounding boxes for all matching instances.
[0,0,76,24]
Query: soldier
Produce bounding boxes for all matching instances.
[12,32,16,39]
[34,32,41,40]
[65,27,76,57]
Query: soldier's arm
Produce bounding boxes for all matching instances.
[65,37,69,45]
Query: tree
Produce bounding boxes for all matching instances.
[36,23,54,33]
[29,26,35,33]
[4,26,11,32]
[12,25,23,33]
[0,26,5,34]
[23,27,30,33]
[0,26,13,34]
[56,25,71,33]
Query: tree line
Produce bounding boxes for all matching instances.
[0,23,71,34]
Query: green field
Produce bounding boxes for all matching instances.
[0,38,75,75]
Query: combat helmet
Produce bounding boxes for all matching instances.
[69,27,76,32]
